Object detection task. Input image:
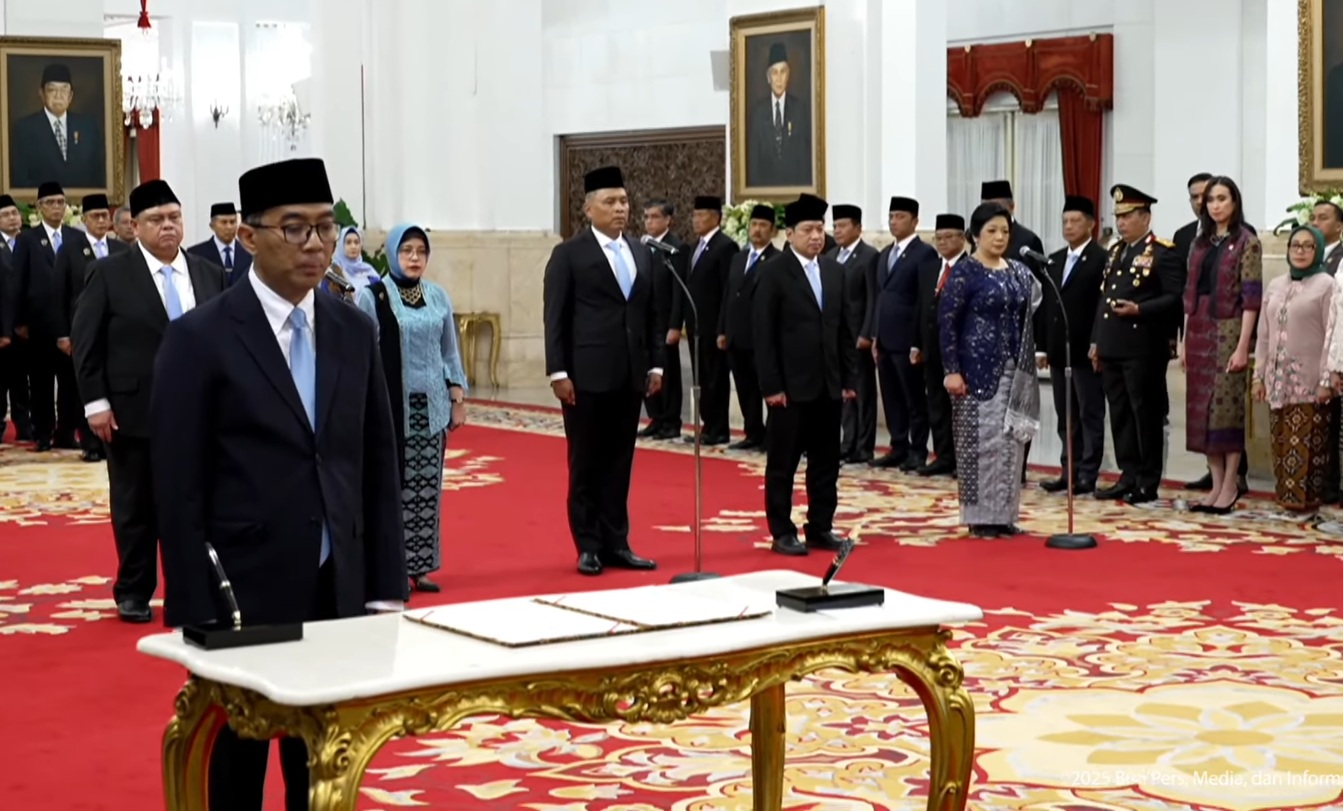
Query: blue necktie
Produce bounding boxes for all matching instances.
[223,246,233,269]
[95,240,106,259]
[1063,252,1078,286]
[806,260,823,308]
[51,230,61,251]
[160,266,184,320]
[746,251,759,272]
[288,307,330,565]
[609,242,633,299]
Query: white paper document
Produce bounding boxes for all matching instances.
[536,586,773,628]
[404,600,641,647]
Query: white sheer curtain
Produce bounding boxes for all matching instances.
[1015,100,1066,253]
[246,22,313,164]
[946,106,1008,225]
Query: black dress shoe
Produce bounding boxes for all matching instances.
[730,438,762,451]
[654,428,682,440]
[1184,472,1214,491]
[1094,481,1133,500]
[577,553,603,575]
[869,453,906,469]
[770,535,808,556]
[638,424,662,438]
[411,576,441,593]
[916,461,955,477]
[804,531,846,551]
[1039,477,1069,493]
[969,525,1001,538]
[81,449,101,463]
[1125,488,1158,505]
[35,439,53,452]
[1073,481,1096,495]
[117,599,152,623]
[900,456,925,472]
[601,549,657,570]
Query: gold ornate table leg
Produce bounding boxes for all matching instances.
[162,678,225,811]
[896,632,976,811]
[749,682,786,811]
[482,313,502,388]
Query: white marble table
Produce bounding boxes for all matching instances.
[139,569,983,811]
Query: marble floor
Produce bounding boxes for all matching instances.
[473,357,1271,490]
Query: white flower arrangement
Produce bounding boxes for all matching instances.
[1275,191,1343,233]
[721,199,784,246]
[24,204,83,229]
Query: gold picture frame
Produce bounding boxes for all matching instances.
[0,36,125,203]
[1298,0,1343,192]
[729,7,825,203]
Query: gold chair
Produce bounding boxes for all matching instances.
[453,312,502,388]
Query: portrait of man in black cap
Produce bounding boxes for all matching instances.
[6,56,108,190]
[733,10,822,193]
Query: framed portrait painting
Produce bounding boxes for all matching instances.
[0,36,124,203]
[1299,0,1343,192]
[729,7,825,203]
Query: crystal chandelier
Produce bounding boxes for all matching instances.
[122,64,179,128]
[257,90,310,151]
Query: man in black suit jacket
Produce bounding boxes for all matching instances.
[680,195,739,444]
[981,180,1045,270]
[186,201,253,286]
[909,214,968,477]
[543,165,664,576]
[73,181,224,621]
[754,194,857,555]
[12,181,86,450]
[0,195,28,442]
[1036,196,1108,494]
[10,64,105,190]
[54,193,129,462]
[747,42,812,188]
[638,199,687,440]
[869,196,939,470]
[151,159,405,810]
[717,203,778,449]
[826,204,879,463]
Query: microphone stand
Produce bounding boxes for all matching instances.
[1029,252,1098,551]
[653,250,718,583]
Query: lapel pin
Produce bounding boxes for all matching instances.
[83,248,91,256]
[73,131,80,145]
[40,239,47,246]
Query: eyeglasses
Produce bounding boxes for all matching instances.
[1289,242,1316,252]
[255,222,340,246]
[398,246,428,259]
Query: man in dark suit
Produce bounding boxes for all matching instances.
[680,195,739,444]
[1172,173,1214,263]
[869,196,939,470]
[747,42,812,188]
[112,206,136,244]
[1315,199,1343,275]
[151,158,405,809]
[54,193,129,462]
[0,193,30,442]
[186,201,252,286]
[909,214,967,477]
[73,181,223,622]
[754,194,857,555]
[717,203,778,450]
[543,165,663,576]
[1036,196,1108,494]
[826,204,878,463]
[981,180,1045,269]
[1090,185,1185,505]
[10,64,105,190]
[12,181,86,451]
[638,198,687,440]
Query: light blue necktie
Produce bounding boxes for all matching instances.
[692,238,707,268]
[51,230,61,251]
[95,240,106,259]
[839,247,851,264]
[746,251,759,272]
[160,266,184,320]
[288,307,330,565]
[805,260,823,308]
[887,246,899,270]
[609,242,633,299]
[1063,252,1078,286]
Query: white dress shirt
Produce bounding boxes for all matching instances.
[547,229,664,381]
[84,244,198,418]
[250,271,404,613]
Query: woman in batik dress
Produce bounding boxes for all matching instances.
[939,203,1041,538]
[356,224,467,594]
[1183,176,1261,513]
[1254,225,1335,512]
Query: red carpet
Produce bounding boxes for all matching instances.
[2,407,1342,810]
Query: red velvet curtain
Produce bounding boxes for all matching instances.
[133,115,161,182]
[1057,87,1104,235]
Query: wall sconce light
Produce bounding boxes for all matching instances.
[209,100,229,127]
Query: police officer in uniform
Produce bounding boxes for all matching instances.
[1089,185,1185,505]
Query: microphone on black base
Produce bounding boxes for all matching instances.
[640,234,682,255]
[1017,245,1098,551]
[324,267,355,294]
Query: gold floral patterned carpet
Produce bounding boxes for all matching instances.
[3,402,1343,811]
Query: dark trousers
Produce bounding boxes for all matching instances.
[840,350,877,459]
[106,435,159,602]
[208,561,337,811]
[876,349,928,460]
[0,341,32,439]
[28,338,81,443]
[764,397,842,539]
[562,387,643,555]
[644,340,683,431]
[728,347,765,442]
[921,353,955,467]
[1049,363,1106,484]
[686,331,730,437]
[1101,355,1168,491]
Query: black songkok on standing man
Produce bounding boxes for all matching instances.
[239,158,334,218]
[128,180,180,216]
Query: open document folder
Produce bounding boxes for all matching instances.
[403,586,773,648]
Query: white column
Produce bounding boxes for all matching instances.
[1259,0,1300,229]
[308,0,368,224]
[876,0,948,222]
[1110,0,1156,225]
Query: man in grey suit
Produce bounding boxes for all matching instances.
[826,204,878,463]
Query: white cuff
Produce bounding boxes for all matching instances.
[548,371,568,381]
[366,600,404,613]
[649,368,664,376]
[1034,351,1047,359]
[84,399,111,418]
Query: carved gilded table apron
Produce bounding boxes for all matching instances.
[159,627,974,810]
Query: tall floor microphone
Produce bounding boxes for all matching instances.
[642,236,717,583]
[1019,245,1098,551]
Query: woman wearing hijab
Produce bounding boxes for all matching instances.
[1257,224,1336,512]
[323,226,381,298]
[356,224,467,593]
[939,203,1041,538]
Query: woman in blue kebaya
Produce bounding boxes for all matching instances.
[356,224,467,594]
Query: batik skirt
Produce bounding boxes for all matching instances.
[1185,297,1248,454]
[1270,403,1330,512]
[950,361,1027,526]
[403,392,445,577]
